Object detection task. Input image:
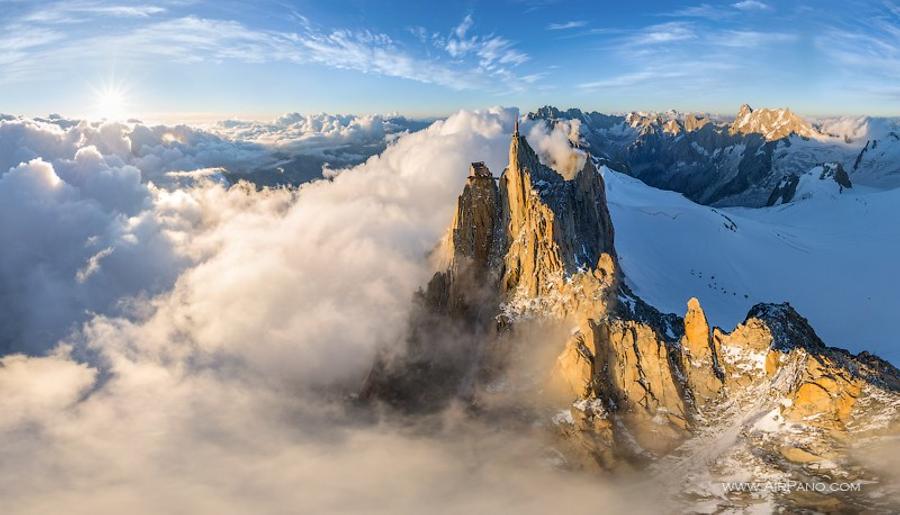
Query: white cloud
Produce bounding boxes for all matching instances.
[1,9,537,91]
[454,13,474,40]
[0,152,186,355]
[578,70,667,90]
[546,20,588,30]
[0,112,438,354]
[588,15,800,98]
[815,8,900,100]
[665,4,735,20]
[711,30,796,48]
[524,118,586,177]
[0,346,96,432]
[636,22,696,45]
[212,112,422,154]
[441,15,530,81]
[75,246,115,283]
[732,0,771,11]
[24,2,167,23]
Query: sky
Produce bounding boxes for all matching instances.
[1,0,900,121]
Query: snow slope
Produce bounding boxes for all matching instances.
[602,166,899,364]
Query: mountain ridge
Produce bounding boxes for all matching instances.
[362,127,900,512]
[528,104,900,207]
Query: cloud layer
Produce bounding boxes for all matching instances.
[0,108,651,513]
[0,110,440,354]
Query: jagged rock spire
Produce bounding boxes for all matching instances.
[514,117,519,136]
[363,126,900,504]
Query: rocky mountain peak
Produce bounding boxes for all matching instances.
[730,104,815,140]
[501,126,615,299]
[624,110,713,137]
[363,129,900,512]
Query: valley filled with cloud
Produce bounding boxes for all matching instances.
[2,109,664,514]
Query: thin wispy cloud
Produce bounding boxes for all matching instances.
[711,30,796,48]
[24,2,167,23]
[666,4,736,20]
[546,20,588,30]
[666,1,772,20]
[732,0,772,11]
[579,15,793,98]
[0,7,536,92]
[816,6,900,99]
[635,22,697,44]
[578,70,673,90]
[553,27,623,40]
[438,15,530,81]
[577,60,738,92]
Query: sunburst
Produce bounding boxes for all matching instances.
[90,79,133,121]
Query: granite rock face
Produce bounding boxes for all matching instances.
[362,128,900,511]
[729,104,814,141]
[500,123,615,299]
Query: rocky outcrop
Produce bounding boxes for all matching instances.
[678,298,724,407]
[766,161,854,205]
[430,161,504,321]
[766,174,800,205]
[362,126,900,511]
[729,104,816,141]
[820,161,852,190]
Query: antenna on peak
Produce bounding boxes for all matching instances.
[514,118,519,136]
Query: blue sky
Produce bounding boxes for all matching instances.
[1,0,899,120]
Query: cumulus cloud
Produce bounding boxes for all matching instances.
[0,111,435,355]
[0,346,96,432]
[0,108,638,513]
[525,118,587,178]
[211,112,427,156]
[813,115,875,141]
[0,155,182,355]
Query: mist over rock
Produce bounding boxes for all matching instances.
[364,127,900,512]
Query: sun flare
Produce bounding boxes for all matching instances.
[91,81,132,121]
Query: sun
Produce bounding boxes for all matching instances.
[91,80,133,121]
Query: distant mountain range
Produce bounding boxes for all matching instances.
[527,105,900,207]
